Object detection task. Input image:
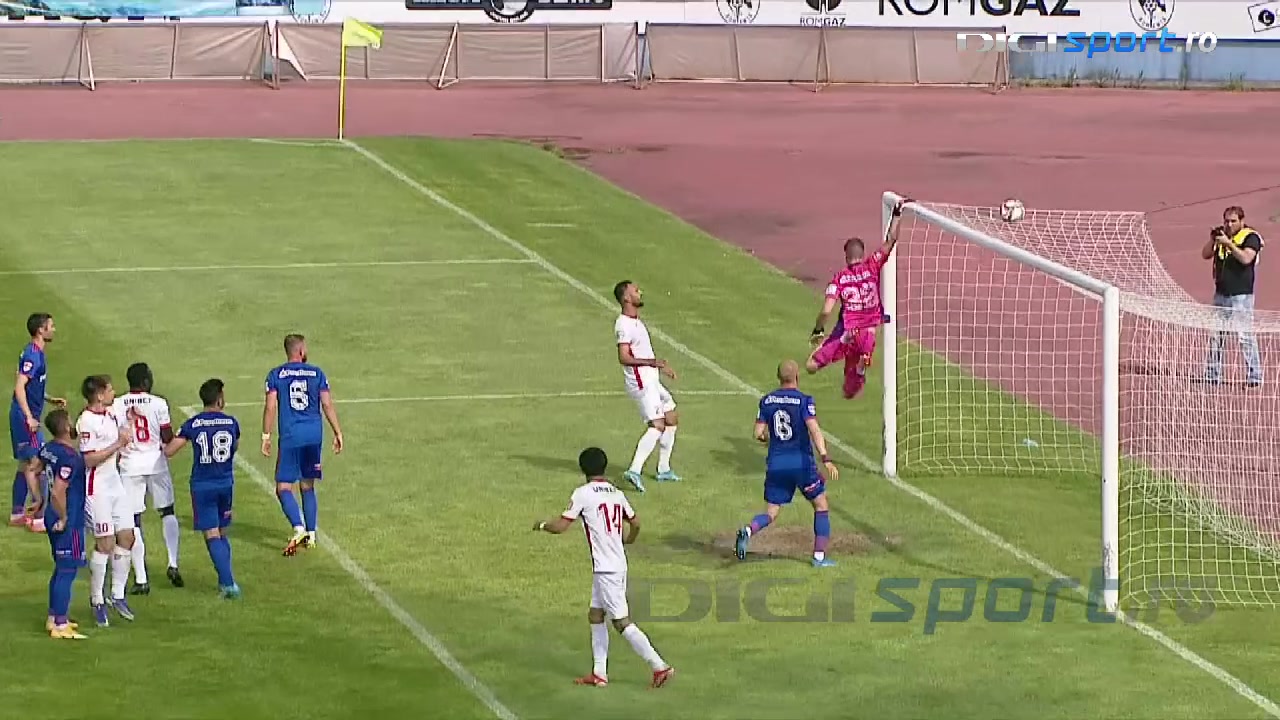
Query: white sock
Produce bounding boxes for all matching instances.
[656,426,677,474]
[162,513,181,569]
[90,551,109,605]
[111,547,132,600]
[131,526,148,585]
[629,428,662,474]
[590,623,609,679]
[621,624,668,671]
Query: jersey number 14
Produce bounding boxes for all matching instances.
[597,503,624,535]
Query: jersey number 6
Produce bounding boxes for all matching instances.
[771,409,793,441]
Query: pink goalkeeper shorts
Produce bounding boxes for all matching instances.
[811,327,877,369]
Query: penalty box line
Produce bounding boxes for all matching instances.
[343,140,1280,718]
[175,406,520,720]
[217,389,754,409]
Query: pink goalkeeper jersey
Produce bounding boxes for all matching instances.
[825,249,889,332]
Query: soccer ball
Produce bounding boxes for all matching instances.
[1000,199,1025,223]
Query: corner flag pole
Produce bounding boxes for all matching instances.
[338,17,383,141]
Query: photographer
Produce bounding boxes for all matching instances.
[1201,205,1264,387]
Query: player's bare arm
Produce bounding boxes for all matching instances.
[261,389,278,457]
[805,417,838,483]
[618,343,676,379]
[161,436,188,458]
[623,515,640,545]
[534,516,575,534]
[320,389,344,454]
[47,468,69,533]
[14,371,38,431]
[753,420,769,444]
[881,198,912,256]
[82,428,132,467]
[811,297,839,345]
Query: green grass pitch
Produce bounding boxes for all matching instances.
[0,137,1277,719]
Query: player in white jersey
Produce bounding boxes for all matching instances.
[112,363,184,593]
[77,374,139,627]
[533,447,674,689]
[612,280,681,494]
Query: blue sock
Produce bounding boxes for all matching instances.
[748,513,772,534]
[49,567,76,621]
[278,490,303,528]
[206,536,235,587]
[813,510,831,556]
[12,470,27,515]
[301,487,317,532]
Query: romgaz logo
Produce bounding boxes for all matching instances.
[800,0,846,26]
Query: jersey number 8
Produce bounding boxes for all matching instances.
[133,415,151,443]
[771,409,793,441]
[194,430,235,464]
[288,380,309,411]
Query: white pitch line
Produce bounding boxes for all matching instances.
[218,389,753,408]
[0,258,532,277]
[175,406,520,720]
[527,222,577,228]
[344,139,1280,718]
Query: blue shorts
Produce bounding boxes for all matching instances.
[275,444,323,483]
[764,468,826,506]
[49,526,86,568]
[10,414,43,462]
[192,486,234,532]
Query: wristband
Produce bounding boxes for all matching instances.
[261,433,271,441]
[811,326,824,336]
[538,522,546,531]
[821,454,831,464]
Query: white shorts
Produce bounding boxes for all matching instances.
[628,383,676,424]
[123,470,176,515]
[591,572,630,620]
[85,491,135,538]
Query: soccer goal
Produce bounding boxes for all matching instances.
[880,190,1280,614]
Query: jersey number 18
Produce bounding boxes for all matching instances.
[194,430,235,464]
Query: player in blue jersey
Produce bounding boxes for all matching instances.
[10,313,65,532]
[260,333,344,557]
[34,409,89,639]
[164,379,241,599]
[735,360,839,568]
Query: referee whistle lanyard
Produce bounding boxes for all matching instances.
[1217,226,1260,260]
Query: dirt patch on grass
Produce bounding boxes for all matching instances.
[668,527,903,562]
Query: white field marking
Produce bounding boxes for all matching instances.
[175,406,520,720]
[0,258,532,277]
[249,138,344,148]
[217,389,753,408]
[527,222,577,228]
[344,139,1280,717]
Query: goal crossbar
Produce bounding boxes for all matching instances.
[880,190,1122,614]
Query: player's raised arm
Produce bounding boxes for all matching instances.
[261,377,278,457]
[881,197,912,257]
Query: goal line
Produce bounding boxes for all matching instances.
[881,190,1280,613]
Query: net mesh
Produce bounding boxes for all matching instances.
[896,201,1280,607]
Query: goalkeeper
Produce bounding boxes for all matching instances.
[806,197,911,399]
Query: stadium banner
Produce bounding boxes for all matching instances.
[1,0,1273,40]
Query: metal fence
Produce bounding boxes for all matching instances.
[0,21,1005,90]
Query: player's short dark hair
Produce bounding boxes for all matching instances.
[81,375,111,402]
[578,447,608,477]
[1225,205,1246,221]
[126,363,152,391]
[44,408,70,438]
[613,281,632,305]
[284,333,306,356]
[199,378,225,408]
[26,313,51,337]
[844,237,864,256]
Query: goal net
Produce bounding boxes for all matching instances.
[881,191,1280,613]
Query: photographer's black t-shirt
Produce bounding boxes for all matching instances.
[1214,232,1264,297]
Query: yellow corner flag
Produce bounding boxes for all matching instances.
[338,17,383,139]
[342,17,382,48]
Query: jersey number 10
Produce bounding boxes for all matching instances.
[194,430,235,464]
[597,503,624,535]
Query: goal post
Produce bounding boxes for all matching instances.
[879,190,1123,614]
